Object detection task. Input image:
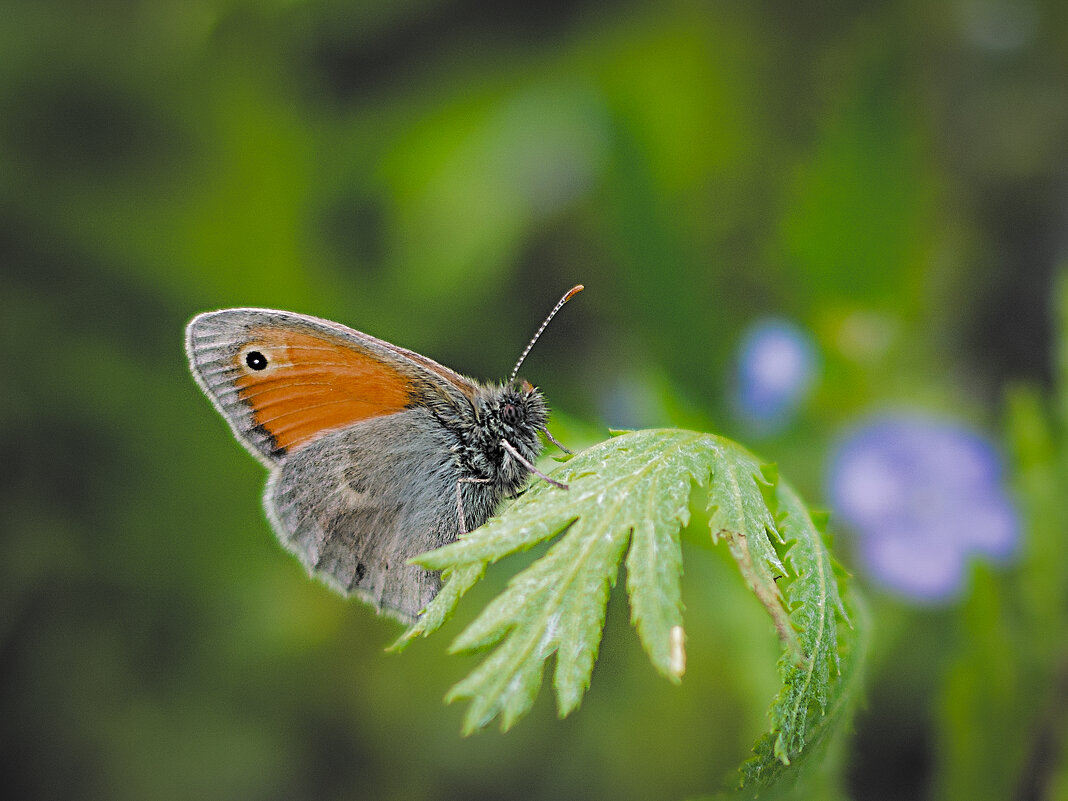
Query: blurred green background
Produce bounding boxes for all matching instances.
[4,0,1068,799]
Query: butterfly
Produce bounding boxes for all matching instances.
[185,286,581,622]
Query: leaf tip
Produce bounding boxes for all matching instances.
[773,733,792,766]
[385,628,417,653]
[669,624,687,680]
[759,462,780,486]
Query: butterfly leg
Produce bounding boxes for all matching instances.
[540,426,572,454]
[456,477,492,534]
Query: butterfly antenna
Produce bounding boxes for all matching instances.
[508,284,584,384]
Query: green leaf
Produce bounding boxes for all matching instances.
[738,483,862,788]
[706,456,799,658]
[415,429,713,730]
[403,428,862,784]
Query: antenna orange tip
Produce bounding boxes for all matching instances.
[564,285,584,302]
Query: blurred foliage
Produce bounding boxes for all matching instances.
[931,275,1068,801]
[3,0,1068,799]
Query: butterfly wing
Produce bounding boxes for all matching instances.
[185,308,482,620]
[266,408,473,620]
[185,308,474,464]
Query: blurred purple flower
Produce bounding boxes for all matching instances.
[732,319,818,430]
[828,414,1020,603]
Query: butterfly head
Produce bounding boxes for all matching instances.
[459,380,548,492]
[482,380,548,445]
[458,285,581,492]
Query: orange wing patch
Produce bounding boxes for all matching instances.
[234,328,413,453]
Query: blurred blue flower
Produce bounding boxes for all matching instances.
[828,414,1020,603]
[732,319,818,431]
